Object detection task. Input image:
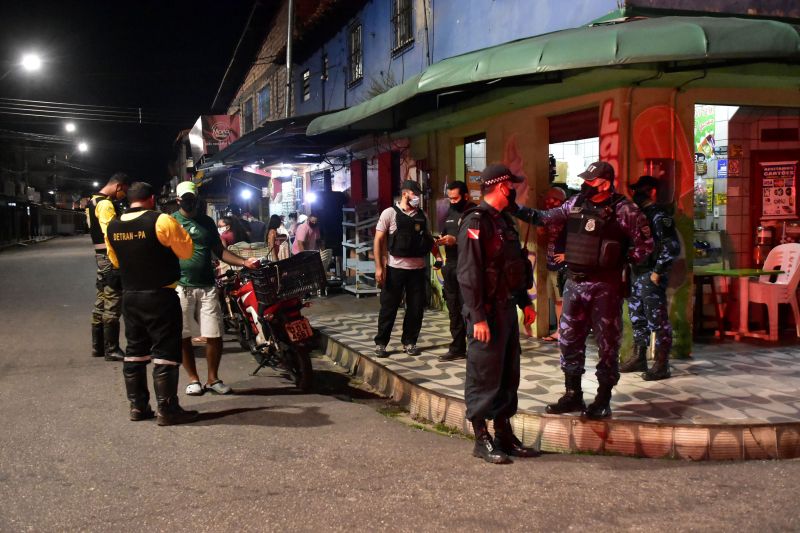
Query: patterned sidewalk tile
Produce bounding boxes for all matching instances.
[311,309,800,425]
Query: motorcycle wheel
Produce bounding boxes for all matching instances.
[280,342,313,392]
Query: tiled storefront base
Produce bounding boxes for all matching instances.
[315,311,800,461]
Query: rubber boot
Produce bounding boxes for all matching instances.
[545,373,586,414]
[103,321,125,362]
[153,364,198,426]
[91,324,104,358]
[643,347,671,381]
[471,418,511,464]
[582,382,613,419]
[123,362,155,421]
[493,418,540,458]
[620,343,648,373]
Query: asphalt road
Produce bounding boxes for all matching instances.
[0,236,798,532]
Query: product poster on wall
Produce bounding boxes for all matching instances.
[761,161,797,219]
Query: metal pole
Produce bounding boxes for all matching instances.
[284,0,294,118]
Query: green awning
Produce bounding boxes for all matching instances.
[307,15,800,136]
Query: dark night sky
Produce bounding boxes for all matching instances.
[0,1,258,187]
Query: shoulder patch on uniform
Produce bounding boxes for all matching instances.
[662,217,673,228]
[467,228,480,240]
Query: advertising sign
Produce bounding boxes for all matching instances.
[189,115,241,163]
[694,105,716,160]
[761,161,798,219]
[717,159,728,178]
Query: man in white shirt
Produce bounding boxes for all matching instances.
[373,180,434,358]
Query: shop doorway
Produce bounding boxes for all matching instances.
[548,107,600,194]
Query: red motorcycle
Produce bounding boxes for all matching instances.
[218,251,324,392]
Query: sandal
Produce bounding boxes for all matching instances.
[541,334,559,342]
[206,380,232,395]
[185,381,204,396]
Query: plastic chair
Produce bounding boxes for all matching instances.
[744,243,800,340]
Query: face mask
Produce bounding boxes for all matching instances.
[633,191,650,206]
[409,196,420,208]
[308,221,317,228]
[179,198,197,213]
[218,226,229,235]
[451,199,467,212]
[581,182,600,197]
[504,187,517,208]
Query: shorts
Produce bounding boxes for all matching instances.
[547,270,563,302]
[176,285,223,339]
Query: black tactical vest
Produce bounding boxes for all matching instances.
[443,203,470,263]
[464,205,531,302]
[107,209,181,290]
[87,195,119,248]
[565,194,629,273]
[388,205,434,258]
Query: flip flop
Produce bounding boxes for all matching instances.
[541,335,559,342]
[185,381,204,396]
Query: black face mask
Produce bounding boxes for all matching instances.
[504,187,517,209]
[633,191,650,206]
[451,199,468,212]
[179,198,197,213]
[580,182,600,197]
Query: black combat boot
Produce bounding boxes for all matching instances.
[493,418,540,458]
[91,324,104,358]
[471,418,511,464]
[620,343,648,373]
[103,321,125,362]
[153,364,199,426]
[545,373,586,414]
[582,383,613,419]
[643,347,671,381]
[123,362,155,421]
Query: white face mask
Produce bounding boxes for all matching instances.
[218,226,229,235]
[409,196,420,208]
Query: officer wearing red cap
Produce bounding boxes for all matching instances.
[457,164,538,464]
[514,161,653,420]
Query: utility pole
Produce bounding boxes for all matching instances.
[284,0,294,118]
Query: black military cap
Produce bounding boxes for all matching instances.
[480,163,524,186]
[631,175,659,191]
[401,179,422,195]
[578,161,615,181]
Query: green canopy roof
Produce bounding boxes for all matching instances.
[307,16,800,135]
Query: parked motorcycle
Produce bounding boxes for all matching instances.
[217,251,325,392]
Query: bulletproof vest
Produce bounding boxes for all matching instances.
[388,205,434,258]
[636,204,671,272]
[107,209,181,290]
[87,195,119,247]
[443,203,470,263]
[465,205,531,302]
[565,194,629,273]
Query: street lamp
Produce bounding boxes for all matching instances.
[0,52,43,81]
[240,189,252,200]
[64,122,76,133]
[77,141,89,153]
[92,181,99,187]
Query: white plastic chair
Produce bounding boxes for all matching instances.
[744,243,800,340]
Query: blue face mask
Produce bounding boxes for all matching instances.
[409,196,420,208]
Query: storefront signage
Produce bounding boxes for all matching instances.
[729,159,741,176]
[705,178,714,215]
[717,159,728,178]
[761,161,798,219]
[599,99,619,180]
[189,115,241,162]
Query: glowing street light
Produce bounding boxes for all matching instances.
[77,141,89,153]
[306,191,318,204]
[240,189,252,200]
[92,181,99,187]
[64,122,76,133]
[20,53,42,72]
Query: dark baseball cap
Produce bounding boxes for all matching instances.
[631,175,659,191]
[480,163,524,186]
[578,161,615,181]
[401,180,422,195]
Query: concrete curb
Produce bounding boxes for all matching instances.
[319,333,800,460]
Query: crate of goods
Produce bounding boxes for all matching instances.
[249,251,326,305]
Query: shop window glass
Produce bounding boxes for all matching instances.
[464,134,486,202]
[392,0,414,53]
[348,23,363,85]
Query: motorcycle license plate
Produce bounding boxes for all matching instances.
[285,318,313,342]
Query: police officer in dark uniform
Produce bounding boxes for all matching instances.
[515,161,653,419]
[87,172,130,361]
[620,175,681,380]
[433,181,474,361]
[458,164,538,464]
[106,182,198,426]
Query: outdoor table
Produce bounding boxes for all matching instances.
[698,268,784,340]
